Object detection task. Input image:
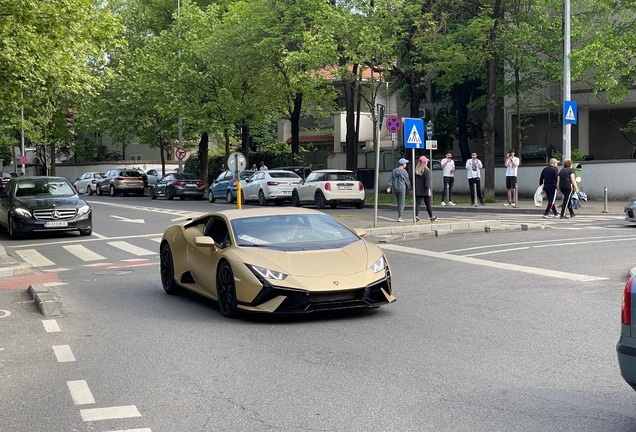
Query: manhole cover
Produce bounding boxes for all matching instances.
[92,270,134,275]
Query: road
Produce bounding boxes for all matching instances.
[1,195,635,431]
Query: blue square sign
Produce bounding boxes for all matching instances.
[403,118,424,149]
[564,101,577,125]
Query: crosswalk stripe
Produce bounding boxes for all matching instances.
[80,405,142,421]
[42,319,60,332]
[104,429,152,432]
[107,241,156,256]
[63,244,106,261]
[52,345,76,362]
[16,249,55,267]
[67,380,96,405]
[150,237,162,243]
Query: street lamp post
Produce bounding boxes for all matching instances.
[177,0,183,173]
[562,0,571,162]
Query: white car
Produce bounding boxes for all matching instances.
[241,170,302,206]
[146,168,177,186]
[73,172,105,195]
[291,169,365,209]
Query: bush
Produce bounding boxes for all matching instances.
[550,148,586,162]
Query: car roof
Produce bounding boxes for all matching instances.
[312,169,353,173]
[14,176,69,182]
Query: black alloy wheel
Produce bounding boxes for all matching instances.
[7,216,18,239]
[315,191,327,209]
[258,190,268,206]
[292,191,301,207]
[166,189,174,200]
[97,185,103,196]
[160,243,181,295]
[216,261,238,318]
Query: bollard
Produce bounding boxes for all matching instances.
[514,184,518,207]
[445,183,449,205]
[473,182,479,207]
[603,187,608,213]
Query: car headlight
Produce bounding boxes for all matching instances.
[77,205,91,216]
[369,255,387,274]
[247,264,288,281]
[14,208,31,217]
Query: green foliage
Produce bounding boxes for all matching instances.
[550,148,586,162]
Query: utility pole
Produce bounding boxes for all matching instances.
[177,0,183,173]
[562,0,571,162]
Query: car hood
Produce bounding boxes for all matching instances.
[241,240,372,276]
[15,196,85,209]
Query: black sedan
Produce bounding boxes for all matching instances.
[0,176,92,239]
[150,172,205,200]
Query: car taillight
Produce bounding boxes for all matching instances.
[358,182,364,191]
[324,183,331,191]
[623,277,634,325]
[91,180,97,184]
[267,181,281,186]
[173,181,184,186]
[197,181,204,187]
[116,177,126,180]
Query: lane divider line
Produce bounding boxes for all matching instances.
[52,345,76,362]
[80,405,142,422]
[42,319,60,332]
[67,380,96,405]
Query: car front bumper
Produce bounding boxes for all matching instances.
[13,212,92,235]
[174,187,205,197]
[625,207,635,222]
[617,338,636,391]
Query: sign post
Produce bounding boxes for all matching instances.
[403,118,424,223]
[228,151,247,209]
[175,148,186,160]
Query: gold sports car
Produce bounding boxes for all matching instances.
[159,207,395,318]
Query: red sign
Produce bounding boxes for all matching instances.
[385,116,401,133]
[175,148,186,160]
[19,155,28,164]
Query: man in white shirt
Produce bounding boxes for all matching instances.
[466,152,485,206]
[259,161,268,171]
[504,149,520,205]
[440,152,456,205]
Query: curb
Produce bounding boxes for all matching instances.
[0,245,34,278]
[28,284,62,317]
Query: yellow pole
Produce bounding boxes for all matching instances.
[237,182,242,209]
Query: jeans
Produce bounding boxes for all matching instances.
[443,176,454,201]
[394,189,406,218]
[468,178,484,204]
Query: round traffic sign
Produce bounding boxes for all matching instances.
[19,155,28,164]
[227,152,247,172]
[386,116,401,133]
[175,148,187,160]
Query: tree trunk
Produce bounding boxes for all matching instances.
[515,66,523,161]
[344,66,359,172]
[290,92,303,165]
[198,132,209,186]
[160,137,166,173]
[224,128,230,161]
[49,143,56,176]
[241,122,250,165]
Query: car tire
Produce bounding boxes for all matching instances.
[292,191,302,207]
[87,186,93,196]
[216,260,238,318]
[109,185,117,197]
[241,193,247,205]
[97,186,102,196]
[226,190,234,204]
[315,191,326,209]
[355,202,364,209]
[150,187,156,199]
[208,190,216,203]
[258,190,268,206]
[7,216,19,240]
[160,243,181,295]
[167,190,174,200]
[79,228,92,236]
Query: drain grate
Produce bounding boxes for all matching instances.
[92,270,134,275]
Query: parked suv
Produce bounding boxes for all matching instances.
[291,169,365,209]
[96,169,145,197]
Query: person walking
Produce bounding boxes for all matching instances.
[539,158,559,218]
[504,149,520,205]
[259,161,268,171]
[414,156,438,222]
[440,152,456,205]
[465,152,485,206]
[387,158,412,222]
[557,159,580,219]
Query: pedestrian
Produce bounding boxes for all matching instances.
[251,163,257,171]
[539,158,559,218]
[556,159,580,219]
[414,156,437,222]
[440,151,456,205]
[465,152,485,206]
[218,163,226,175]
[387,158,412,222]
[504,149,520,205]
[259,161,268,171]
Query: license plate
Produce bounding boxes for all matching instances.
[185,184,196,187]
[282,191,291,194]
[44,221,68,228]
[127,183,139,186]
[338,186,353,190]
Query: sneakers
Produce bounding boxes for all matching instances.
[480,201,485,206]
[415,216,421,222]
[570,213,576,218]
[504,201,511,206]
[430,216,438,222]
[560,214,570,219]
[448,201,456,206]
[440,201,446,206]
[543,214,552,219]
[511,202,516,206]
[397,217,404,222]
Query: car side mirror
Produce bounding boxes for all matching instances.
[352,228,366,238]
[194,236,218,251]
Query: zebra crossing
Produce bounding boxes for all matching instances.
[9,236,163,272]
[444,212,626,228]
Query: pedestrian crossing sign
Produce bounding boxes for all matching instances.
[564,101,577,124]
[403,118,424,149]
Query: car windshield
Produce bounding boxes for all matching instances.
[119,171,142,178]
[269,171,300,179]
[326,172,356,181]
[231,214,359,249]
[15,180,75,197]
[239,171,254,180]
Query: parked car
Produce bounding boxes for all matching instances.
[209,170,255,204]
[129,168,149,187]
[625,201,636,223]
[73,171,105,195]
[291,169,365,209]
[158,207,395,318]
[146,168,177,186]
[96,169,145,197]
[272,166,311,180]
[0,171,14,192]
[0,176,92,239]
[618,275,636,390]
[241,170,302,206]
[150,172,205,200]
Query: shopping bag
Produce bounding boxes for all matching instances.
[534,184,545,207]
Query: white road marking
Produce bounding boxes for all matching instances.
[42,319,60,332]
[0,310,11,319]
[43,282,67,287]
[52,345,76,362]
[465,246,530,257]
[63,244,106,261]
[42,268,70,272]
[110,215,145,224]
[67,380,96,405]
[84,263,113,267]
[15,249,55,267]
[121,258,149,262]
[80,405,142,421]
[150,237,162,243]
[108,241,156,256]
[381,243,607,281]
[104,429,152,432]
[92,232,107,239]
[5,233,166,249]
